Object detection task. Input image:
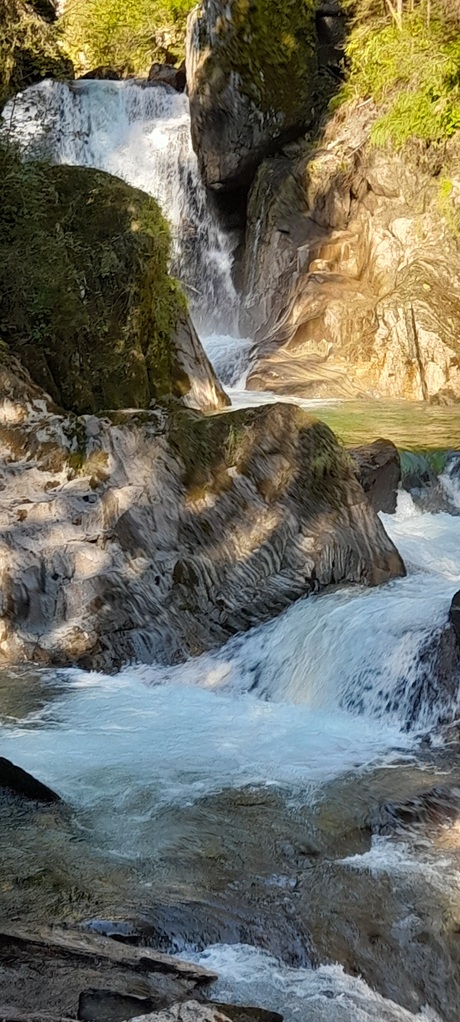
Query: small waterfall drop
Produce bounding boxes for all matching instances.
[3,79,239,334]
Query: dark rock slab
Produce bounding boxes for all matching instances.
[78,990,156,1022]
[449,590,460,647]
[0,757,60,803]
[148,63,186,92]
[79,67,121,80]
[350,439,400,514]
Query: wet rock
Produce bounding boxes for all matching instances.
[128,1004,282,1022]
[79,67,121,81]
[79,920,154,947]
[350,440,400,514]
[78,990,156,1022]
[0,756,60,803]
[449,591,460,647]
[148,63,186,92]
[370,786,460,836]
[0,382,404,670]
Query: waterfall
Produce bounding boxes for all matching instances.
[2,79,239,335]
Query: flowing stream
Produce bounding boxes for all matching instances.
[2,79,460,1022]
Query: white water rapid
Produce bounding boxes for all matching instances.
[2,77,460,1022]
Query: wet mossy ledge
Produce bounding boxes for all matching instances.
[0,146,227,414]
[0,359,404,669]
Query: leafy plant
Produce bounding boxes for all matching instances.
[61,0,195,75]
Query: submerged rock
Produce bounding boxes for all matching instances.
[350,440,400,515]
[0,756,60,803]
[243,102,460,403]
[0,363,404,670]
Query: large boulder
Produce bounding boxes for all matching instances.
[0,151,227,414]
[0,359,404,670]
[350,439,401,515]
[243,102,460,403]
[186,0,318,195]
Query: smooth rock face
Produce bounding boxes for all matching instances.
[0,360,404,670]
[243,102,460,403]
[350,440,401,515]
[186,0,317,194]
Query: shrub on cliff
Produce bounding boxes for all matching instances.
[0,139,189,413]
[340,3,460,148]
[61,0,194,75]
[0,0,72,106]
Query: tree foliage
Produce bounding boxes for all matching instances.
[61,0,195,75]
[0,0,72,107]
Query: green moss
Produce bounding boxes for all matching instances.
[0,142,188,414]
[0,0,73,107]
[438,176,460,235]
[197,0,318,117]
[338,11,460,149]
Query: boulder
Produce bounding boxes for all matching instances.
[0,756,60,803]
[79,66,121,80]
[0,154,227,415]
[186,0,318,195]
[78,990,156,1022]
[0,364,404,670]
[350,440,401,515]
[129,1004,282,1022]
[148,63,186,92]
[243,101,460,403]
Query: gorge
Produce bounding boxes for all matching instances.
[1,1,460,1022]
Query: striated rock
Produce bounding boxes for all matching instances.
[350,440,400,515]
[186,0,318,195]
[243,102,460,403]
[370,787,460,836]
[0,756,60,803]
[0,157,227,415]
[79,66,121,80]
[148,63,186,92]
[0,361,404,670]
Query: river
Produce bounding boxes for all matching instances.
[2,78,460,1022]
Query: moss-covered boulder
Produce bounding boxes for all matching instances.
[0,0,73,106]
[186,0,318,194]
[0,146,228,414]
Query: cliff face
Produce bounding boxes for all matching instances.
[0,358,403,670]
[241,102,460,403]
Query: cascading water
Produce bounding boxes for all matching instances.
[2,79,238,334]
[2,74,460,1022]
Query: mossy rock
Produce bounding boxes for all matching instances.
[0,0,73,107]
[188,0,318,191]
[0,147,216,414]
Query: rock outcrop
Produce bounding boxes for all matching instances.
[148,62,186,92]
[0,156,227,415]
[0,357,404,670]
[242,102,460,403]
[350,439,400,515]
[186,0,318,195]
[0,757,61,803]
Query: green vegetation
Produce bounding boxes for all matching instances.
[0,139,188,414]
[340,2,460,148]
[61,0,195,75]
[198,0,318,115]
[0,0,72,107]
